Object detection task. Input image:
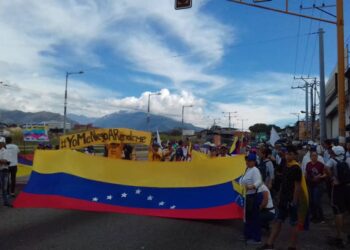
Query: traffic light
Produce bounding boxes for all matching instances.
[175,0,192,10]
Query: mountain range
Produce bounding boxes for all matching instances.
[0,110,75,125]
[0,109,203,132]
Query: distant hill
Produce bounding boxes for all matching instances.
[0,110,203,132]
[93,111,203,132]
[67,113,97,124]
[0,109,76,125]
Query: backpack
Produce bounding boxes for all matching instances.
[258,159,271,182]
[335,158,350,185]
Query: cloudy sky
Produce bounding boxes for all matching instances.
[1,0,349,129]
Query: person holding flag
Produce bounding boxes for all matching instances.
[259,145,308,250]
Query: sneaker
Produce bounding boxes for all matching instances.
[256,243,274,250]
[246,240,261,245]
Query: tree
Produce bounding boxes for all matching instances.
[249,123,282,134]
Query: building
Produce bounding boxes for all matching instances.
[325,66,350,140]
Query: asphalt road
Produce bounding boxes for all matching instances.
[0,203,348,250]
[0,180,348,250]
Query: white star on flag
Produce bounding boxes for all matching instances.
[92,197,98,202]
[135,189,141,194]
[170,205,176,209]
[147,195,153,201]
[106,195,113,200]
[121,193,128,198]
[159,201,165,206]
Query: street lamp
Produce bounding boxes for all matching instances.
[182,105,193,128]
[147,92,161,130]
[63,71,84,134]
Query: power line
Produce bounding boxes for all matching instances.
[293,6,303,77]
[301,4,315,76]
[307,4,325,77]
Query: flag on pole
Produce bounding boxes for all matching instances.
[229,136,239,154]
[268,127,280,146]
[156,129,162,148]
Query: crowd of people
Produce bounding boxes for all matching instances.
[1,133,350,249]
[239,140,350,250]
[148,138,194,162]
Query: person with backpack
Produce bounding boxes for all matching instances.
[258,145,303,250]
[325,145,350,248]
[257,148,275,190]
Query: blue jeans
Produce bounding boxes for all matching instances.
[0,169,10,205]
[244,192,263,241]
[309,185,324,220]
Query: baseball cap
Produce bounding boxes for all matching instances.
[332,146,345,156]
[246,153,256,161]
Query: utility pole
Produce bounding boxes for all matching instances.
[318,28,327,142]
[237,118,248,132]
[336,0,346,144]
[213,118,221,126]
[310,79,318,141]
[291,83,308,138]
[222,111,237,128]
[229,0,345,144]
[293,76,317,139]
[63,71,84,135]
[310,81,314,140]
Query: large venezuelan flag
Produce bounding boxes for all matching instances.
[14,150,245,219]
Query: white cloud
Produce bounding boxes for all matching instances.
[210,72,305,129]
[0,1,304,129]
[0,0,233,94]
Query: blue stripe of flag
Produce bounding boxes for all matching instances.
[24,171,243,209]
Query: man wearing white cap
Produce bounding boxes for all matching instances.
[0,137,11,206]
[325,145,350,248]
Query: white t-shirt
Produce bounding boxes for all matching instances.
[0,147,10,170]
[258,184,275,214]
[6,143,20,166]
[240,166,262,195]
[263,159,275,182]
